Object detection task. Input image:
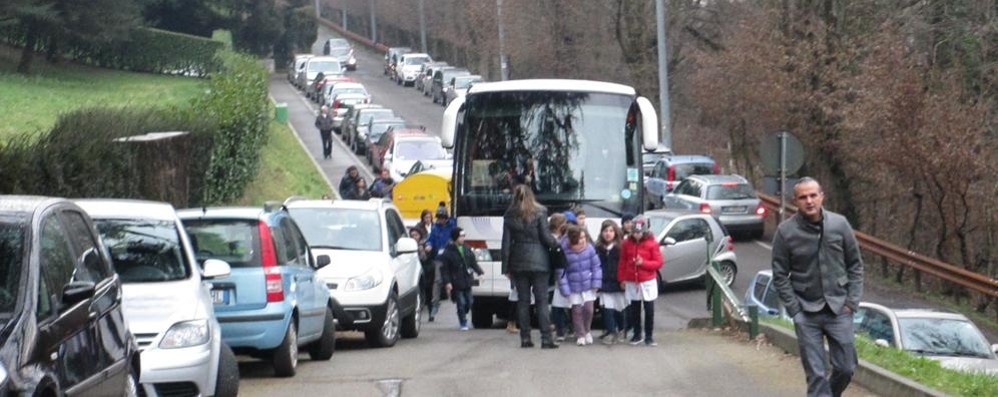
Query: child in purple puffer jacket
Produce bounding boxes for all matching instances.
[556,225,602,346]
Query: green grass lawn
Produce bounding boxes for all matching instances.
[0,45,205,140]
[231,120,332,206]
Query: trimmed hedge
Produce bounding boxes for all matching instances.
[2,26,222,77]
[0,44,270,207]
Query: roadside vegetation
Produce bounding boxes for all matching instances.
[761,318,998,397]
[232,120,332,206]
[0,45,204,140]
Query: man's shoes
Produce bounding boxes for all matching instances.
[428,316,435,322]
[506,322,518,334]
[520,340,534,348]
[629,336,644,346]
[541,341,559,349]
[645,339,658,347]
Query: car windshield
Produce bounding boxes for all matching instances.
[442,70,469,82]
[455,78,480,89]
[309,61,342,74]
[646,215,676,238]
[675,162,715,179]
[707,184,756,200]
[181,220,261,268]
[335,87,368,96]
[370,122,405,140]
[288,208,382,251]
[397,140,447,161]
[899,318,993,358]
[456,91,642,216]
[94,219,191,283]
[405,57,430,65]
[359,110,395,126]
[0,220,25,315]
[643,152,669,166]
[330,48,351,57]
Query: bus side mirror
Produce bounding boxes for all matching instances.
[441,96,466,148]
[636,96,660,151]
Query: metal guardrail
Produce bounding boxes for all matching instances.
[757,192,998,298]
[317,18,389,53]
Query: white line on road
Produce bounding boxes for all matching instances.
[754,240,773,251]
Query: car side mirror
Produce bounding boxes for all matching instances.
[396,237,418,254]
[62,281,96,305]
[662,237,677,246]
[874,339,890,348]
[316,255,331,268]
[202,259,231,279]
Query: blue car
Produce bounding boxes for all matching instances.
[178,204,337,377]
[744,270,789,319]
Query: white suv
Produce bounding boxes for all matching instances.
[78,200,239,397]
[286,199,422,348]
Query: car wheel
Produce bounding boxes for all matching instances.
[718,261,737,287]
[308,307,336,360]
[214,343,239,397]
[471,301,493,329]
[123,365,140,397]
[401,292,421,338]
[366,292,400,348]
[272,321,298,377]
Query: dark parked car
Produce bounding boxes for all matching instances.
[0,196,140,396]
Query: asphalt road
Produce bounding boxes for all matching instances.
[247,25,887,396]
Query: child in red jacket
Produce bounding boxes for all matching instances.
[617,217,663,346]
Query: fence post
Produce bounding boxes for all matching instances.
[747,304,759,339]
[710,261,723,327]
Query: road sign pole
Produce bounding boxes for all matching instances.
[779,132,787,222]
[655,0,671,148]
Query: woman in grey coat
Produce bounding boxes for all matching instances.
[501,185,560,349]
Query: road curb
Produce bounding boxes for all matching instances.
[759,323,949,397]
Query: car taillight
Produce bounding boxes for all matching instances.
[667,165,676,181]
[755,204,766,216]
[726,235,735,251]
[699,203,712,214]
[465,240,486,249]
[712,163,720,174]
[258,221,283,302]
[333,99,341,109]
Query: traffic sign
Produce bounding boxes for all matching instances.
[760,131,804,176]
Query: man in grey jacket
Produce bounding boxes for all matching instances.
[771,177,863,397]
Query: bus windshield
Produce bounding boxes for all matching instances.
[455,91,643,216]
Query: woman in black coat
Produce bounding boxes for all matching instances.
[501,185,560,349]
[595,219,627,344]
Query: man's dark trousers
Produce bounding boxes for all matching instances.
[793,307,858,397]
[320,129,333,158]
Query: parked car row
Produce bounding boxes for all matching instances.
[0,193,426,395]
[382,47,483,108]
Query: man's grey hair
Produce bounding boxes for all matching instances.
[794,177,822,191]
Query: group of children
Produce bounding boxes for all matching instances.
[409,204,664,346]
[510,210,664,347]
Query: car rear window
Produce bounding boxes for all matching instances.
[706,184,756,200]
[94,219,191,283]
[674,163,715,180]
[181,219,261,268]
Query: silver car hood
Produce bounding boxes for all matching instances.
[121,279,209,335]
[932,356,998,375]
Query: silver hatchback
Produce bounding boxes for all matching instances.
[663,175,765,239]
[644,209,738,287]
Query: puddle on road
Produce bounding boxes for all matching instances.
[375,378,404,397]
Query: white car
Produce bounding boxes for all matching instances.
[383,133,452,182]
[286,199,422,348]
[395,53,433,86]
[78,200,239,397]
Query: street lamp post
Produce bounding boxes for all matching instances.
[497,0,509,80]
[655,0,672,148]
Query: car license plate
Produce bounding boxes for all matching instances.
[723,206,747,214]
[211,289,229,305]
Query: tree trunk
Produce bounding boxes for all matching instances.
[17,21,39,74]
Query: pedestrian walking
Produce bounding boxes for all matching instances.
[557,225,602,346]
[440,228,485,331]
[415,209,433,238]
[315,106,335,159]
[370,169,395,199]
[771,177,863,397]
[595,220,627,345]
[338,166,361,198]
[501,185,560,349]
[427,202,456,321]
[410,227,433,314]
[618,216,662,347]
[344,178,371,200]
[547,213,572,341]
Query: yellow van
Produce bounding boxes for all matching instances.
[392,168,452,223]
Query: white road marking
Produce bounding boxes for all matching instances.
[754,240,773,251]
